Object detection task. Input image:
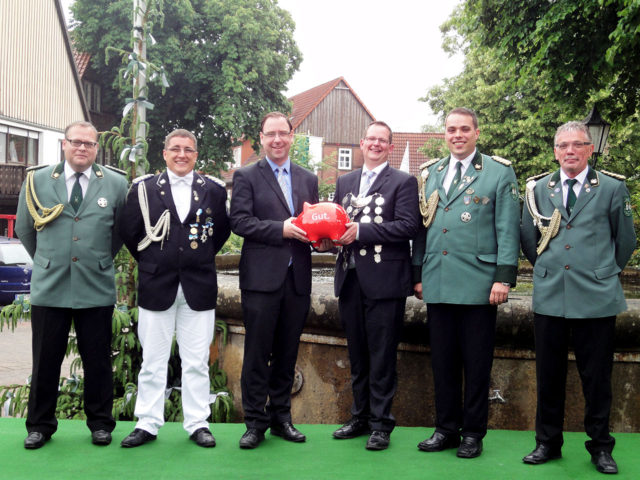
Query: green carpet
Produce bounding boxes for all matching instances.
[1,418,638,479]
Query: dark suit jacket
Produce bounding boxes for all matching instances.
[334,165,420,299]
[119,171,230,312]
[230,158,319,295]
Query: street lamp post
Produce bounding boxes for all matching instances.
[583,105,611,168]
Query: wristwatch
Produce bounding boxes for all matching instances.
[501,282,511,287]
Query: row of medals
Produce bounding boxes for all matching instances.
[342,192,385,267]
[188,208,214,250]
[456,177,490,223]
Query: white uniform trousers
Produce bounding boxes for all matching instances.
[134,284,215,435]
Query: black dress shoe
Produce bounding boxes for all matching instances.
[522,444,562,464]
[417,432,461,452]
[333,418,370,439]
[24,432,48,450]
[457,436,483,458]
[366,431,390,450]
[591,451,618,474]
[91,430,112,446]
[270,422,306,442]
[190,428,216,448]
[120,428,157,448]
[239,428,265,449]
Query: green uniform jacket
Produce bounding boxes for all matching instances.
[520,168,636,318]
[15,162,128,308]
[412,152,520,304]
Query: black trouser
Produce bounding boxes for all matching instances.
[534,313,616,454]
[27,305,115,437]
[240,268,310,432]
[338,269,405,433]
[427,303,497,439]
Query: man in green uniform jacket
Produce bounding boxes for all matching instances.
[520,121,636,474]
[15,121,128,449]
[412,108,520,459]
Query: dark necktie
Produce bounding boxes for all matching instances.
[447,161,462,199]
[70,172,83,212]
[566,178,577,215]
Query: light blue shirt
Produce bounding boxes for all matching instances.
[266,156,294,215]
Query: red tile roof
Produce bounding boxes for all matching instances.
[73,50,91,78]
[288,76,375,129]
[388,132,445,176]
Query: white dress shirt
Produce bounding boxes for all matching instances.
[64,162,91,201]
[443,150,475,194]
[359,161,387,197]
[168,170,194,223]
[560,167,588,208]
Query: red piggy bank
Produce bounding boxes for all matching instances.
[292,202,349,245]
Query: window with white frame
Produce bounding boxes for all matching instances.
[0,125,39,166]
[338,148,352,170]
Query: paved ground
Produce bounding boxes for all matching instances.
[0,321,77,387]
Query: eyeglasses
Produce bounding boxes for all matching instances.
[555,142,592,151]
[262,131,291,139]
[364,136,390,145]
[66,138,98,149]
[166,147,197,154]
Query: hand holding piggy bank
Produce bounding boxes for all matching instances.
[292,202,349,245]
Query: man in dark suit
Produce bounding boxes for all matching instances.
[331,121,420,450]
[230,111,319,449]
[412,108,520,458]
[15,121,128,449]
[521,121,636,474]
[118,129,230,448]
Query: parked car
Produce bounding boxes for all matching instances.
[0,236,32,305]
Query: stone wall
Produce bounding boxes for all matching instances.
[213,259,640,432]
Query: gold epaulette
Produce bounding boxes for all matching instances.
[601,170,626,181]
[526,171,550,183]
[104,164,127,175]
[418,159,439,171]
[26,164,47,172]
[491,155,512,166]
[205,175,226,188]
[132,173,154,184]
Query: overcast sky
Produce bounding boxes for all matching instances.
[63,0,464,132]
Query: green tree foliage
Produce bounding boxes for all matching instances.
[422,46,564,188]
[422,0,640,263]
[454,0,640,118]
[422,0,640,192]
[70,0,301,172]
[290,134,311,170]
